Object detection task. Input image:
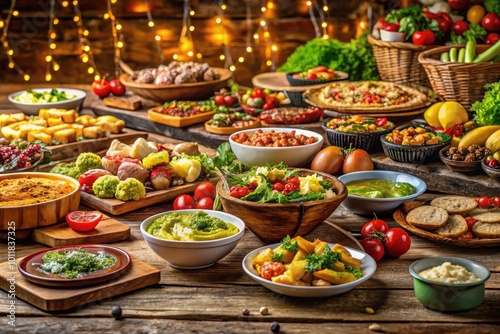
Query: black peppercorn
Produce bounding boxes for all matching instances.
[111,306,122,319]
[242,308,250,316]
[270,321,280,333]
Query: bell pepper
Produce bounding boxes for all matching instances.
[170,158,201,183]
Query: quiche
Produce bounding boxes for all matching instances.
[315,81,429,112]
[0,177,76,207]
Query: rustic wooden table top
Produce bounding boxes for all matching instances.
[0,83,499,333]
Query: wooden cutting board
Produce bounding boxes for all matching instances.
[0,256,160,312]
[32,214,131,247]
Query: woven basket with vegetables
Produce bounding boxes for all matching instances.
[418,41,500,110]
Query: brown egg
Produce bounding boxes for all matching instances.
[310,146,344,175]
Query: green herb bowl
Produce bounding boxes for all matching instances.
[409,257,491,312]
[8,88,86,116]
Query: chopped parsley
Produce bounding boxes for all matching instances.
[345,264,363,279]
[270,252,284,263]
[281,235,299,252]
[304,246,341,273]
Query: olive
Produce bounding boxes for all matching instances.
[111,306,122,319]
[270,321,281,333]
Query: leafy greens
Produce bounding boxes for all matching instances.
[471,82,500,126]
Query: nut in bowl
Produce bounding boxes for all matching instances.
[439,145,489,173]
[8,88,86,116]
[409,257,491,312]
[338,170,427,215]
[229,127,323,167]
[140,209,245,269]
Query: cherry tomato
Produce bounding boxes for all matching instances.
[375,117,387,127]
[78,169,112,194]
[224,95,235,107]
[482,13,500,32]
[485,33,500,45]
[361,238,385,262]
[196,197,214,210]
[458,232,474,240]
[438,12,453,26]
[487,159,498,168]
[477,196,493,208]
[412,30,435,45]
[361,219,389,239]
[214,94,225,106]
[251,88,265,99]
[92,79,111,98]
[447,0,467,11]
[109,79,126,96]
[194,182,216,201]
[385,23,399,32]
[452,20,469,36]
[465,217,478,231]
[492,196,500,208]
[173,194,196,210]
[66,211,103,232]
[377,17,389,30]
[259,261,286,280]
[436,17,451,33]
[384,228,411,258]
[342,149,374,174]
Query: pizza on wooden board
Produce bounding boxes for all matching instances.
[317,81,428,112]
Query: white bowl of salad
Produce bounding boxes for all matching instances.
[8,88,86,115]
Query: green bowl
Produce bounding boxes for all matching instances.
[409,257,490,312]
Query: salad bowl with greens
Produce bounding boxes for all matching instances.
[9,88,86,115]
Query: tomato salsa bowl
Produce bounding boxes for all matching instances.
[229,127,323,167]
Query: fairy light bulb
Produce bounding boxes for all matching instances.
[117,41,124,48]
[88,67,94,74]
[50,32,56,39]
[116,24,122,31]
[73,0,78,5]
[82,54,89,63]
[83,45,90,52]
[190,10,195,16]
[271,45,277,51]
[148,21,154,27]
[23,74,30,81]
[238,56,244,63]
[229,65,236,71]
[73,16,80,22]
[260,20,266,26]
[62,1,69,7]
[261,7,266,12]
[254,34,259,40]
[221,4,226,10]
[7,49,14,56]
[53,18,59,25]
[322,22,327,28]
[263,31,270,38]
[323,5,328,11]
[187,50,193,57]
[189,26,194,31]
[12,10,19,16]
[45,55,52,62]
[53,62,60,71]
[94,74,100,81]
[45,72,52,81]
[266,60,272,66]
[103,13,109,19]
[83,29,89,36]
[216,17,222,24]
[50,43,56,49]
[0,21,4,29]
[306,1,312,7]
[155,35,161,41]
[8,62,14,68]
[173,54,178,60]
[111,0,117,3]
[267,2,274,9]
[219,54,225,60]
[196,53,202,59]
[246,46,252,53]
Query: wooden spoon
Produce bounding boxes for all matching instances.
[119,60,136,79]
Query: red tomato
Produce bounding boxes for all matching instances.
[438,12,453,25]
[485,33,500,45]
[361,238,385,262]
[482,13,500,32]
[92,79,111,98]
[78,169,112,194]
[361,219,389,239]
[492,196,500,208]
[452,20,469,36]
[477,196,492,208]
[384,228,411,258]
[458,232,474,240]
[251,88,265,99]
[224,95,235,107]
[306,73,318,80]
[385,23,399,32]
[214,94,225,106]
[66,211,103,232]
[436,17,451,33]
[342,149,374,174]
[173,194,196,210]
[259,261,286,280]
[314,66,328,72]
[465,217,478,231]
[219,87,229,94]
[194,181,216,201]
[447,0,467,11]
[196,197,214,210]
[412,30,435,45]
[377,17,389,30]
[109,79,126,96]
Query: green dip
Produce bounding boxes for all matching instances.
[39,248,117,279]
[346,179,415,198]
[146,211,239,241]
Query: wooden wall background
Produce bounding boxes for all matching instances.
[0,0,398,86]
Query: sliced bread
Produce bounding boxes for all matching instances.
[430,196,478,215]
[401,201,425,215]
[435,215,468,237]
[472,222,500,238]
[406,205,449,230]
[467,206,500,217]
[472,212,500,223]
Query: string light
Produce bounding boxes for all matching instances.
[144,0,163,63]
[107,0,124,76]
[0,0,28,80]
[307,1,332,39]
[73,1,100,79]
[215,1,234,70]
[45,0,57,81]
[177,0,196,60]
[253,0,277,71]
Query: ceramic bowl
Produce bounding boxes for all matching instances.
[481,158,500,183]
[140,209,245,269]
[409,257,491,312]
[229,127,324,167]
[439,145,482,173]
[338,170,427,215]
[380,30,406,42]
[8,88,86,116]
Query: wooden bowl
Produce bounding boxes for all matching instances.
[216,169,347,243]
[0,172,81,239]
[439,146,482,173]
[481,158,500,183]
[119,68,233,103]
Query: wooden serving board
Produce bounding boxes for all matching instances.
[148,107,215,127]
[32,214,131,247]
[0,256,160,312]
[81,177,219,215]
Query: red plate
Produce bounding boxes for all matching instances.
[18,244,132,287]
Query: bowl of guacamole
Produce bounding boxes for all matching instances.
[338,170,427,215]
[140,209,245,269]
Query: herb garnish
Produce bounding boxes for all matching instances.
[304,246,342,273]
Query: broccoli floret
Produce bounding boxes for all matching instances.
[49,162,81,179]
[92,175,120,198]
[76,152,102,173]
[142,151,170,169]
[115,178,146,201]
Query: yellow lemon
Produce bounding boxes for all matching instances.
[438,101,468,130]
[424,102,444,128]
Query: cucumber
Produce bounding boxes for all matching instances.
[458,48,466,62]
[473,39,500,63]
[465,41,476,63]
[492,53,500,62]
[449,48,458,62]
[440,52,450,62]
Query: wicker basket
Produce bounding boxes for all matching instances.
[418,45,500,110]
[368,35,434,87]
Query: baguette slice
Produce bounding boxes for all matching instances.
[435,215,468,237]
[467,207,500,217]
[472,212,500,223]
[472,222,500,238]
[406,205,449,230]
[430,196,477,215]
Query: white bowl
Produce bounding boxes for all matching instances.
[380,30,406,42]
[140,209,245,269]
[229,127,324,167]
[338,170,427,215]
[8,88,86,115]
[242,243,377,297]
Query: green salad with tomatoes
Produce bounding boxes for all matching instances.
[226,164,334,203]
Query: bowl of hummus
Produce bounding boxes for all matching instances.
[409,257,491,312]
[140,209,245,269]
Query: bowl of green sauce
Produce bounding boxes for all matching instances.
[140,209,245,269]
[338,170,427,215]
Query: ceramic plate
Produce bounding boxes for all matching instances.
[18,244,132,287]
[242,243,376,297]
[251,72,348,92]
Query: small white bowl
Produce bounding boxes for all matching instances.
[8,88,86,116]
[338,170,427,215]
[229,127,324,167]
[140,209,245,269]
[380,30,406,42]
